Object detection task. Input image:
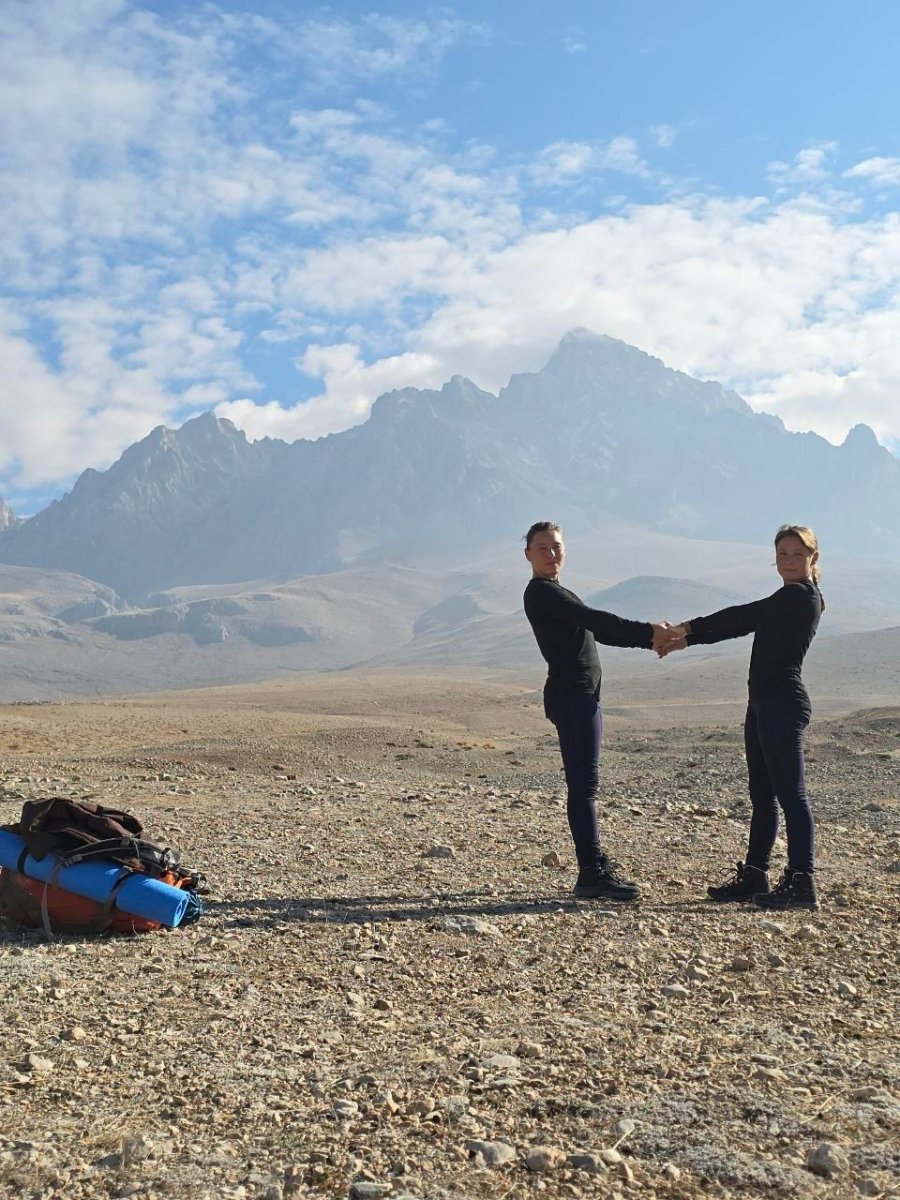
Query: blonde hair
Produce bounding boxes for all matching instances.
[775,524,823,594]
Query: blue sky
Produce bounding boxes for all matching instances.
[2,0,900,514]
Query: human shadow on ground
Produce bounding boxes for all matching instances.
[208,892,715,928]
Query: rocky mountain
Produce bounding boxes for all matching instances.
[0,497,21,532]
[1,330,898,598]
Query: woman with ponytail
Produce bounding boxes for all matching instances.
[662,526,824,910]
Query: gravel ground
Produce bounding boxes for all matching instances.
[0,680,898,1200]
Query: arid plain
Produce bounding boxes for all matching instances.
[1,668,898,1200]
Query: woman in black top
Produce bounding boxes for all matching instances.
[523,521,670,902]
[662,525,824,910]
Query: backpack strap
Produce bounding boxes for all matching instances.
[56,838,145,867]
[39,859,135,940]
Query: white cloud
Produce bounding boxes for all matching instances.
[767,142,838,188]
[844,156,900,187]
[256,196,900,448]
[531,141,594,186]
[282,13,482,90]
[650,124,677,149]
[217,344,444,441]
[3,1,900,508]
[599,136,653,178]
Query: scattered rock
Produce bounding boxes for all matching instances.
[566,1152,608,1175]
[524,1145,564,1172]
[837,980,857,998]
[23,1054,54,1075]
[466,1139,516,1167]
[349,1183,392,1200]
[807,1142,849,1179]
[438,915,502,937]
[541,850,563,868]
[424,844,455,859]
[663,983,690,999]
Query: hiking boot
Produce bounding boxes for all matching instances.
[573,855,641,902]
[707,861,770,902]
[755,868,819,911]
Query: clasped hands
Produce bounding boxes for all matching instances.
[651,621,688,658]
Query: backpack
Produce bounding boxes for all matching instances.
[0,797,202,935]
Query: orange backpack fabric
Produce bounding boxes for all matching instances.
[0,865,193,935]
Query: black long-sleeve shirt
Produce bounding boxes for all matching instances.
[686,580,823,709]
[524,578,653,715]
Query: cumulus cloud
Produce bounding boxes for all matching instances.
[844,156,900,187]
[2,0,900,510]
[767,143,838,188]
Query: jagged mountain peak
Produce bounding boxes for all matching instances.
[0,496,21,532]
[842,423,881,452]
[0,329,898,596]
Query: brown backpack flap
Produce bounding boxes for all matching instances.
[19,798,147,870]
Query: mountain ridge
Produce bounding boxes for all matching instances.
[1,331,898,598]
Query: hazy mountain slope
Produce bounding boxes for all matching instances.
[1,331,898,598]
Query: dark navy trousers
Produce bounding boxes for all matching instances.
[549,692,603,869]
[744,699,816,874]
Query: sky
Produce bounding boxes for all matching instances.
[2,0,900,514]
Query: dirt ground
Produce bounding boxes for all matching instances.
[1,672,898,1200]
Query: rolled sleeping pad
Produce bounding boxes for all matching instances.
[0,829,198,928]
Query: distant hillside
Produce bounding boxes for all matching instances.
[1,330,899,598]
[587,576,742,622]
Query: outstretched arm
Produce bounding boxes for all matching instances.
[681,598,765,646]
[528,581,654,649]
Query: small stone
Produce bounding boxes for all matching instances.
[662,1163,681,1182]
[120,1133,153,1165]
[793,924,818,941]
[855,1177,881,1195]
[730,956,752,972]
[614,1118,636,1138]
[837,980,857,998]
[466,1139,516,1167]
[482,1053,520,1072]
[599,1147,623,1166]
[686,963,710,982]
[373,998,393,1011]
[566,1152,608,1175]
[438,915,502,937]
[524,1146,563,1173]
[516,1041,544,1059]
[663,983,690,999]
[349,1183,392,1200]
[61,1026,87,1042]
[424,844,454,860]
[807,1142,849,1179]
[372,1090,399,1114]
[541,851,562,868]
[851,1087,889,1104]
[885,860,900,874]
[752,1066,786,1083]
[24,1054,54,1075]
[333,1099,359,1119]
[767,951,786,967]
[756,918,785,935]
